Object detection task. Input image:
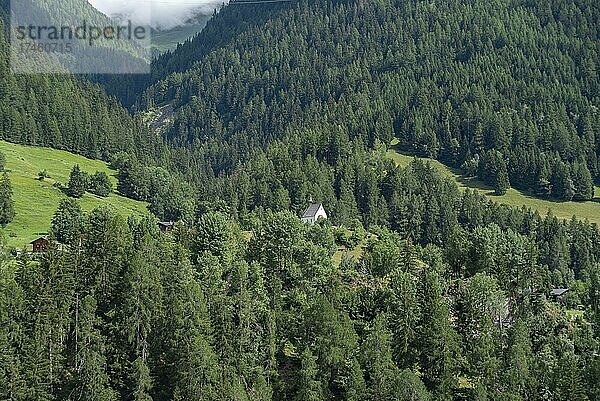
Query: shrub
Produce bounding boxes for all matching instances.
[38,169,50,181]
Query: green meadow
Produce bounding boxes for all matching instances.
[386,142,600,226]
[0,141,149,248]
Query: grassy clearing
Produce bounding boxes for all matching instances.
[386,143,600,226]
[566,309,586,321]
[333,234,372,267]
[0,141,149,248]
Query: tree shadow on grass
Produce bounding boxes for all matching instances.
[455,175,495,194]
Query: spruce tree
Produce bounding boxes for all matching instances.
[456,273,503,384]
[553,349,588,401]
[295,348,323,401]
[122,233,160,401]
[89,172,112,198]
[360,315,402,400]
[17,251,73,399]
[0,172,14,225]
[0,263,27,400]
[389,269,419,368]
[397,369,431,401]
[192,211,232,261]
[71,295,117,401]
[416,267,458,399]
[50,198,83,244]
[588,264,600,338]
[502,320,534,399]
[551,161,576,201]
[494,158,510,196]
[304,296,365,400]
[67,165,89,199]
[536,161,553,197]
[163,254,220,401]
[572,162,594,201]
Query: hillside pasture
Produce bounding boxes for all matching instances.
[386,143,600,226]
[0,141,149,248]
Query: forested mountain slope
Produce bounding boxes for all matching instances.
[0,7,161,162]
[1,1,600,400]
[3,159,600,401]
[99,3,289,107]
[151,14,213,55]
[8,0,150,69]
[141,0,600,202]
[6,0,111,26]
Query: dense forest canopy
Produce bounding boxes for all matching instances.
[0,0,600,400]
[131,0,600,201]
[2,159,600,400]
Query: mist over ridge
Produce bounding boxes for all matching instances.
[87,0,224,29]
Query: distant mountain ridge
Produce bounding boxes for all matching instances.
[7,0,151,73]
[0,5,162,163]
[151,12,213,55]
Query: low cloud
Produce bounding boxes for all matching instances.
[88,0,224,29]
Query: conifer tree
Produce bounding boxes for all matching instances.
[71,295,117,401]
[590,264,600,338]
[553,348,588,401]
[502,320,534,399]
[0,172,14,225]
[193,211,233,261]
[295,348,323,401]
[67,165,89,199]
[250,370,273,401]
[416,267,458,399]
[163,253,220,401]
[389,268,419,368]
[50,198,83,244]
[89,171,112,198]
[304,296,366,400]
[457,274,503,384]
[551,161,576,201]
[0,263,27,400]
[494,158,510,196]
[335,179,360,226]
[80,207,130,313]
[397,369,431,401]
[17,252,73,400]
[360,315,402,400]
[572,162,594,201]
[536,162,553,197]
[122,233,160,401]
[130,358,152,401]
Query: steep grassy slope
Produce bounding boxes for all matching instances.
[386,142,600,226]
[0,141,148,248]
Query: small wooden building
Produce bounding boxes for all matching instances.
[158,221,175,233]
[30,237,50,253]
